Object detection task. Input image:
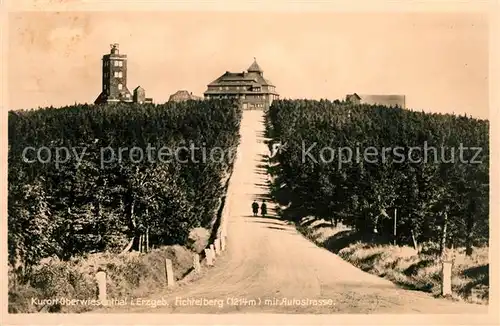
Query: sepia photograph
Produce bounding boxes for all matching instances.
[2,1,498,324]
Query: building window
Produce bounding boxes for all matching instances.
[114,60,123,67]
[219,87,222,90]
[104,84,107,90]
[118,83,123,90]
[114,71,123,78]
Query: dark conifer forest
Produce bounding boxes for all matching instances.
[266,99,489,254]
[8,100,242,271]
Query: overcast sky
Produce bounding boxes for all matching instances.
[8,11,489,118]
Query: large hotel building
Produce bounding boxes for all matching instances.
[204,59,279,110]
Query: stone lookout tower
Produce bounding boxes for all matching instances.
[94,44,152,104]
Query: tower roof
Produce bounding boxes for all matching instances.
[110,43,119,54]
[247,58,263,73]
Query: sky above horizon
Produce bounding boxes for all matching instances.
[8,11,489,118]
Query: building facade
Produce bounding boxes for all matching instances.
[204,59,279,110]
[133,86,153,104]
[346,93,406,108]
[95,44,153,105]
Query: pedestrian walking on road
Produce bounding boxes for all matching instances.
[260,200,267,217]
[252,200,259,216]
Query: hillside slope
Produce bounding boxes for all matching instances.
[102,110,487,314]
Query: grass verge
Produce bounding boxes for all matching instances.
[8,245,197,313]
[297,217,489,305]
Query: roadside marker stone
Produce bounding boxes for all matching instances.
[193,253,201,273]
[205,248,214,266]
[441,260,452,296]
[96,270,107,303]
[210,244,216,258]
[215,238,221,255]
[221,236,226,251]
[165,258,175,288]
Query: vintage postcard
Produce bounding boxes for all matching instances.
[1,0,498,325]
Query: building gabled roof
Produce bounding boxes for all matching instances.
[347,93,361,100]
[94,91,107,104]
[204,59,278,96]
[169,90,202,102]
[207,73,274,87]
[247,58,263,73]
[358,94,406,108]
[347,93,405,108]
[208,73,256,86]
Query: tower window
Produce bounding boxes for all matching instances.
[114,71,123,78]
[118,84,123,90]
[114,60,123,67]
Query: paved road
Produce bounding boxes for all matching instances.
[102,109,487,314]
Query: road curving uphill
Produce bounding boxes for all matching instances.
[102,110,487,314]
